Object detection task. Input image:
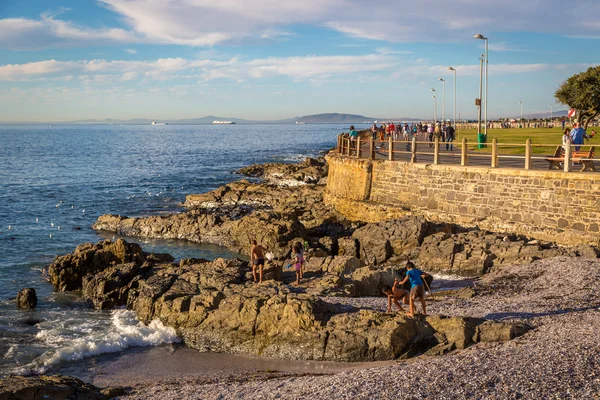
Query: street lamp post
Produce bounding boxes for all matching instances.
[431,88,437,123]
[477,54,484,136]
[474,34,488,137]
[438,78,446,124]
[448,67,457,128]
[550,103,553,127]
[519,101,523,128]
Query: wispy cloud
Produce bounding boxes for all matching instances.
[124,48,137,54]
[3,0,600,50]
[1,55,593,84]
[375,47,413,55]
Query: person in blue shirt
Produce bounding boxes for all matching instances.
[348,125,359,155]
[399,261,430,317]
[570,122,587,151]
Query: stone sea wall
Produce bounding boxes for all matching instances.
[325,154,600,246]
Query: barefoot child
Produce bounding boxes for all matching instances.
[382,278,409,313]
[250,240,267,283]
[293,244,304,286]
[399,261,430,317]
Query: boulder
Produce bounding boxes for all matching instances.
[0,375,109,400]
[336,236,359,258]
[16,288,37,309]
[352,217,435,265]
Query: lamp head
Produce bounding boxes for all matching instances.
[438,78,445,81]
[431,88,436,92]
[448,67,455,71]
[474,34,487,40]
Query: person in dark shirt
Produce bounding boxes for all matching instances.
[445,124,455,151]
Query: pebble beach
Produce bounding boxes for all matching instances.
[118,257,600,399]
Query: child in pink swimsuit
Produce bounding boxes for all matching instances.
[294,244,304,286]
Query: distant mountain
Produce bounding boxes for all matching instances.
[294,113,376,124]
[0,113,422,125]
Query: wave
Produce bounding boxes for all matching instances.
[14,309,180,374]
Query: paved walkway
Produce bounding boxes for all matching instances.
[341,139,597,172]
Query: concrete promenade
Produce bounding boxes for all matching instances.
[338,135,598,173]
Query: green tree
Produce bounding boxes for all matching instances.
[555,66,600,129]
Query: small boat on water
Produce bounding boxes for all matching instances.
[212,120,236,125]
[151,121,168,125]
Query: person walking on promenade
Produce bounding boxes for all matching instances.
[570,122,587,151]
[349,125,358,155]
[371,123,377,140]
[383,278,409,313]
[445,123,455,151]
[399,261,430,318]
[389,122,396,140]
[250,239,267,283]
[427,123,434,147]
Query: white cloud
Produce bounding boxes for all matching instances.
[124,48,137,54]
[1,55,593,84]
[3,0,600,49]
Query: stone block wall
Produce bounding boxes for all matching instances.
[325,154,600,246]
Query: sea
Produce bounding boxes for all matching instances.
[0,123,369,376]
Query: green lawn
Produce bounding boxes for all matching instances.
[456,126,599,154]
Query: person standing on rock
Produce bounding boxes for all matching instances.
[382,278,409,313]
[399,261,430,318]
[250,240,267,284]
[293,243,304,286]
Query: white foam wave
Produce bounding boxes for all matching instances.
[17,309,180,374]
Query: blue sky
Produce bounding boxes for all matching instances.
[1,0,599,122]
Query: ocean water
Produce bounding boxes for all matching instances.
[0,123,364,375]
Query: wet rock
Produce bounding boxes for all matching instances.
[16,288,37,309]
[48,238,146,291]
[0,375,108,400]
[236,157,328,185]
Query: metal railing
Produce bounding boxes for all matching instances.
[336,134,597,173]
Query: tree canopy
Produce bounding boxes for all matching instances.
[555,66,600,129]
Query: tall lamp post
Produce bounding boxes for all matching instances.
[474,34,488,137]
[438,78,446,124]
[519,101,523,128]
[448,67,457,129]
[477,54,484,136]
[431,88,437,123]
[549,103,553,127]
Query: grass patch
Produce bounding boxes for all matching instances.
[456,126,599,154]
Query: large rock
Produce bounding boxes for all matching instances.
[47,239,529,363]
[47,238,153,291]
[236,157,328,185]
[16,288,37,309]
[352,217,436,265]
[0,375,110,400]
[410,230,580,276]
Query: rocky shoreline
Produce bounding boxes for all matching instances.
[4,155,600,398]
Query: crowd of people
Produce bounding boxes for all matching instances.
[367,121,456,150]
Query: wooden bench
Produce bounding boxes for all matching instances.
[546,145,596,171]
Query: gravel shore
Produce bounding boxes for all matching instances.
[120,257,600,399]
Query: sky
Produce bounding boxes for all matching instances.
[0,0,599,122]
